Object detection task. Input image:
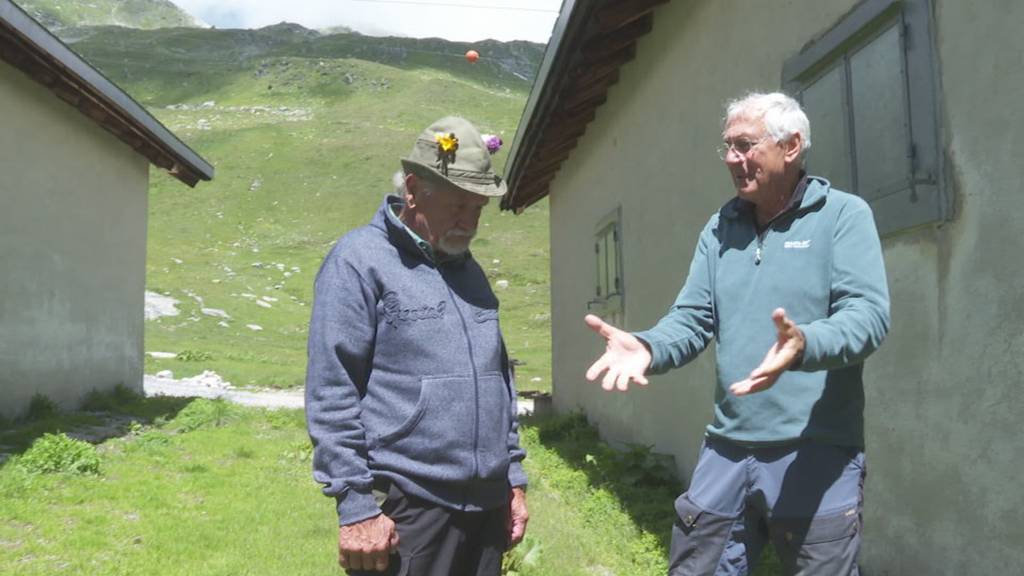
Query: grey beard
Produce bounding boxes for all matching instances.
[438,229,476,255]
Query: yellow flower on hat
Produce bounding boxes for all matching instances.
[434,132,459,175]
[435,132,459,153]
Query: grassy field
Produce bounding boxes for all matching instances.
[0,396,692,576]
[1,398,339,575]
[58,25,553,392]
[1,396,785,576]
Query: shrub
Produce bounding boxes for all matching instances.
[610,444,679,488]
[129,420,145,436]
[17,432,100,475]
[81,385,144,412]
[24,394,58,421]
[537,411,596,444]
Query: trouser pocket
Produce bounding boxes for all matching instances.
[771,506,861,576]
[669,493,737,575]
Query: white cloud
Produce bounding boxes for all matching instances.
[170,0,561,43]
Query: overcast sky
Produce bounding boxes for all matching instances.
[171,0,562,43]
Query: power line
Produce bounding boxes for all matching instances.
[348,0,559,13]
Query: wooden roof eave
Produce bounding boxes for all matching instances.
[0,1,213,187]
[502,0,669,212]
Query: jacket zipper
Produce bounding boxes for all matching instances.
[440,268,481,499]
[755,205,792,265]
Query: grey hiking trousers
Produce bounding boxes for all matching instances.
[669,437,864,576]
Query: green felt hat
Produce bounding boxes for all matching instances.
[401,116,507,197]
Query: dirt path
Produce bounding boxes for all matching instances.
[144,375,537,415]
[143,375,304,409]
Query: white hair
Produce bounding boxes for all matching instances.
[725,92,812,156]
[393,170,407,194]
[393,169,433,196]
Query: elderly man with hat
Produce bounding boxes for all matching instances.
[305,117,528,575]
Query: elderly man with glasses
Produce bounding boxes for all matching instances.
[585,92,890,575]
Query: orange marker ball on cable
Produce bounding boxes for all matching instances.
[465,49,480,63]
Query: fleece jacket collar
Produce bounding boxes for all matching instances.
[720,174,830,223]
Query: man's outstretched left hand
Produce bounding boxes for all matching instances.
[730,308,805,396]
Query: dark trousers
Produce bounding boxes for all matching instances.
[349,484,508,576]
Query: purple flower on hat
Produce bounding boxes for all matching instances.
[481,134,503,155]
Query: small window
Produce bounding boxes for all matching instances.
[589,207,623,319]
[783,0,947,236]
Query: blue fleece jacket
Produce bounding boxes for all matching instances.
[634,176,890,447]
[305,195,527,526]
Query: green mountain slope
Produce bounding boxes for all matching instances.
[65,24,552,391]
[13,0,203,30]
[65,24,543,101]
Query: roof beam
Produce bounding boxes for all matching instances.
[573,44,636,82]
[532,139,580,166]
[594,0,669,33]
[581,13,652,64]
[502,0,669,211]
[513,187,553,213]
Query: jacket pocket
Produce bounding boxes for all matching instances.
[371,373,503,481]
[474,371,512,479]
[374,374,475,450]
[372,395,429,448]
[474,308,499,323]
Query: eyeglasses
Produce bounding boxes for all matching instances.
[717,136,769,160]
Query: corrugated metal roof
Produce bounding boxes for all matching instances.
[0,0,213,186]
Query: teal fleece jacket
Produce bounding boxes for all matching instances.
[634,176,890,447]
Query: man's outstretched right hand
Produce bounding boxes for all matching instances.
[339,513,400,573]
[584,314,652,392]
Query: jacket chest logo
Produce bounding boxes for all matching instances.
[783,239,812,249]
[381,291,446,326]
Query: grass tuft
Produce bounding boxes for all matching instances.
[171,398,239,432]
[176,349,214,362]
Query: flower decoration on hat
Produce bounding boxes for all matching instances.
[434,132,459,175]
[481,134,503,155]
